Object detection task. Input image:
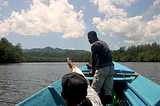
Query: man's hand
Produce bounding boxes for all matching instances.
[86,62,92,69]
[67,57,74,69]
[89,71,94,76]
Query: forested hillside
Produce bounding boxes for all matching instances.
[23,42,160,62]
[111,42,160,62]
[23,46,68,52]
[1,37,160,63]
[22,50,90,62]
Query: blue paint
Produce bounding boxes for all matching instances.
[114,62,160,106]
[16,79,65,106]
[16,62,160,106]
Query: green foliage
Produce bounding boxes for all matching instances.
[22,42,160,62]
[22,50,91,62]
[70,53,91,62]
[0,38,23,63]
[1,37,160,62]
[111,42,160,62]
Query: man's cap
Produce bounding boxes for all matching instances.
[62,72,88,105]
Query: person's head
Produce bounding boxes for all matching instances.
[87,31,98,44]
[61,72,88,106]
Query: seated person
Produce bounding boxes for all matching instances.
[61,58,102,106]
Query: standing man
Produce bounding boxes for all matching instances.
[87,31,114,105]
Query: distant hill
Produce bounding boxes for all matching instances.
[22,46,85,52]
[22,46,91,62]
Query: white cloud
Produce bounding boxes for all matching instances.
[70,47,74,50]
[0,0,86,39]
[114,45,120,49]
[91,0,160,44]
[89,0,138,17]
[0,0,8,11]
[2,1,8,7]
[0,18,10,37]
[142,0,160,19]
[81,5,86,10]
[111,0,138,7]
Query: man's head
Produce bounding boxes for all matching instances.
[61,72,88,105]
[87,31,98,44]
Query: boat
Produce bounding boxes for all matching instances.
[16,62,160,106]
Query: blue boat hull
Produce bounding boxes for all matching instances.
[16,62,160,106]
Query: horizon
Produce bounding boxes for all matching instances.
[21,41,158,51]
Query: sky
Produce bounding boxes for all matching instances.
[0,0,160,51]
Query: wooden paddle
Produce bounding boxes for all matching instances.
[114,73,140,76]
[83,72,140,76]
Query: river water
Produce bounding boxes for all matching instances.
[0,62,160,106]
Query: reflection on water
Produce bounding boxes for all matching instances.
[0,62,160,106]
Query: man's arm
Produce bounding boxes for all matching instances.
[90,45,98,75]
[67,57,85,75]
[91,60,96,74]
[67,57,74,71]
[67,57,90,85]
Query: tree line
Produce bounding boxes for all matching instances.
[22,50,90,62]
[1,37,160,63]
[111,42,160,62]
[0,38,23,63]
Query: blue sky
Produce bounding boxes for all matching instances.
[0,0,160,51]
